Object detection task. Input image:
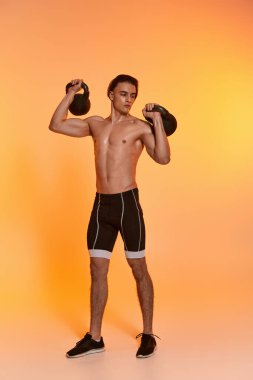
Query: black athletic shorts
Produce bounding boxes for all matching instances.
[87,188,145,259]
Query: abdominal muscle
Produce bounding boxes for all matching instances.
[94,136,144,194]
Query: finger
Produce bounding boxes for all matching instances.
[77,79,83,87]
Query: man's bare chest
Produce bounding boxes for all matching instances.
[92,123,139,147]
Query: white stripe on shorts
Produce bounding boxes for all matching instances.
[92,193,101,249]
[131,190,141,252]
[120,193,128,252]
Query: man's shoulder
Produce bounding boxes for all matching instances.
[131,116,153,134]
[84,115,104,122]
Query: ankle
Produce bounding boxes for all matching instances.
[90,332,101,341]
[143,331,153,335]
[92,337,101,342]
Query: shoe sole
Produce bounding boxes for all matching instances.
[136,346,157,359]
[66,348,105,358]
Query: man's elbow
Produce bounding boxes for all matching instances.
[49,122,59,133]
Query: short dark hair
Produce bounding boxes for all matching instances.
[107,74,139,98]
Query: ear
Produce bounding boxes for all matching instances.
[109,91,114,101]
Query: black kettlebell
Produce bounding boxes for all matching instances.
[65,82,91,116]
[144,105,177,136]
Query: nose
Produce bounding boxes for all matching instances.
[126,95,132,103]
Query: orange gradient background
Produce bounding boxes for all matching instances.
[1,0,253,379]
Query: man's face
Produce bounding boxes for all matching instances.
[110,82,137,114]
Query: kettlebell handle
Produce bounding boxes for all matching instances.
[65,81,89,95]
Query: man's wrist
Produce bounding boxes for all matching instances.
[65,91,75,104]
[151,113,163,124]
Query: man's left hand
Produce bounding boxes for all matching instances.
[142,103,162,121]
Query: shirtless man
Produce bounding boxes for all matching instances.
[49,74,170,358]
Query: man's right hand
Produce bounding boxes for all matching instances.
[67,79,83,94]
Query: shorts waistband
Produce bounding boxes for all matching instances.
[96,187,138,199]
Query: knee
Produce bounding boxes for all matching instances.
[90,258,109,281]
[127,258,148,281]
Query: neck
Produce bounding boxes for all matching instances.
[109,107,130,124]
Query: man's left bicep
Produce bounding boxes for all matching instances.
[141,131,156,159]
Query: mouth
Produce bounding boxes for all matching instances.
[125,105,131,109]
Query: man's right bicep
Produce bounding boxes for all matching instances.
[51,118,91,137]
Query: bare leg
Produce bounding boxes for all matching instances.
[89,257,110,340]
[127,257,154,334]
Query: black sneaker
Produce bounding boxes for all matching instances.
[136,333,160,358]
[66,333,105,358]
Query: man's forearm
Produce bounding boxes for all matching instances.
[49,92,75,131]
[153,117,171,164]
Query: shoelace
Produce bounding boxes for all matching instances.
[136,333,161,340]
